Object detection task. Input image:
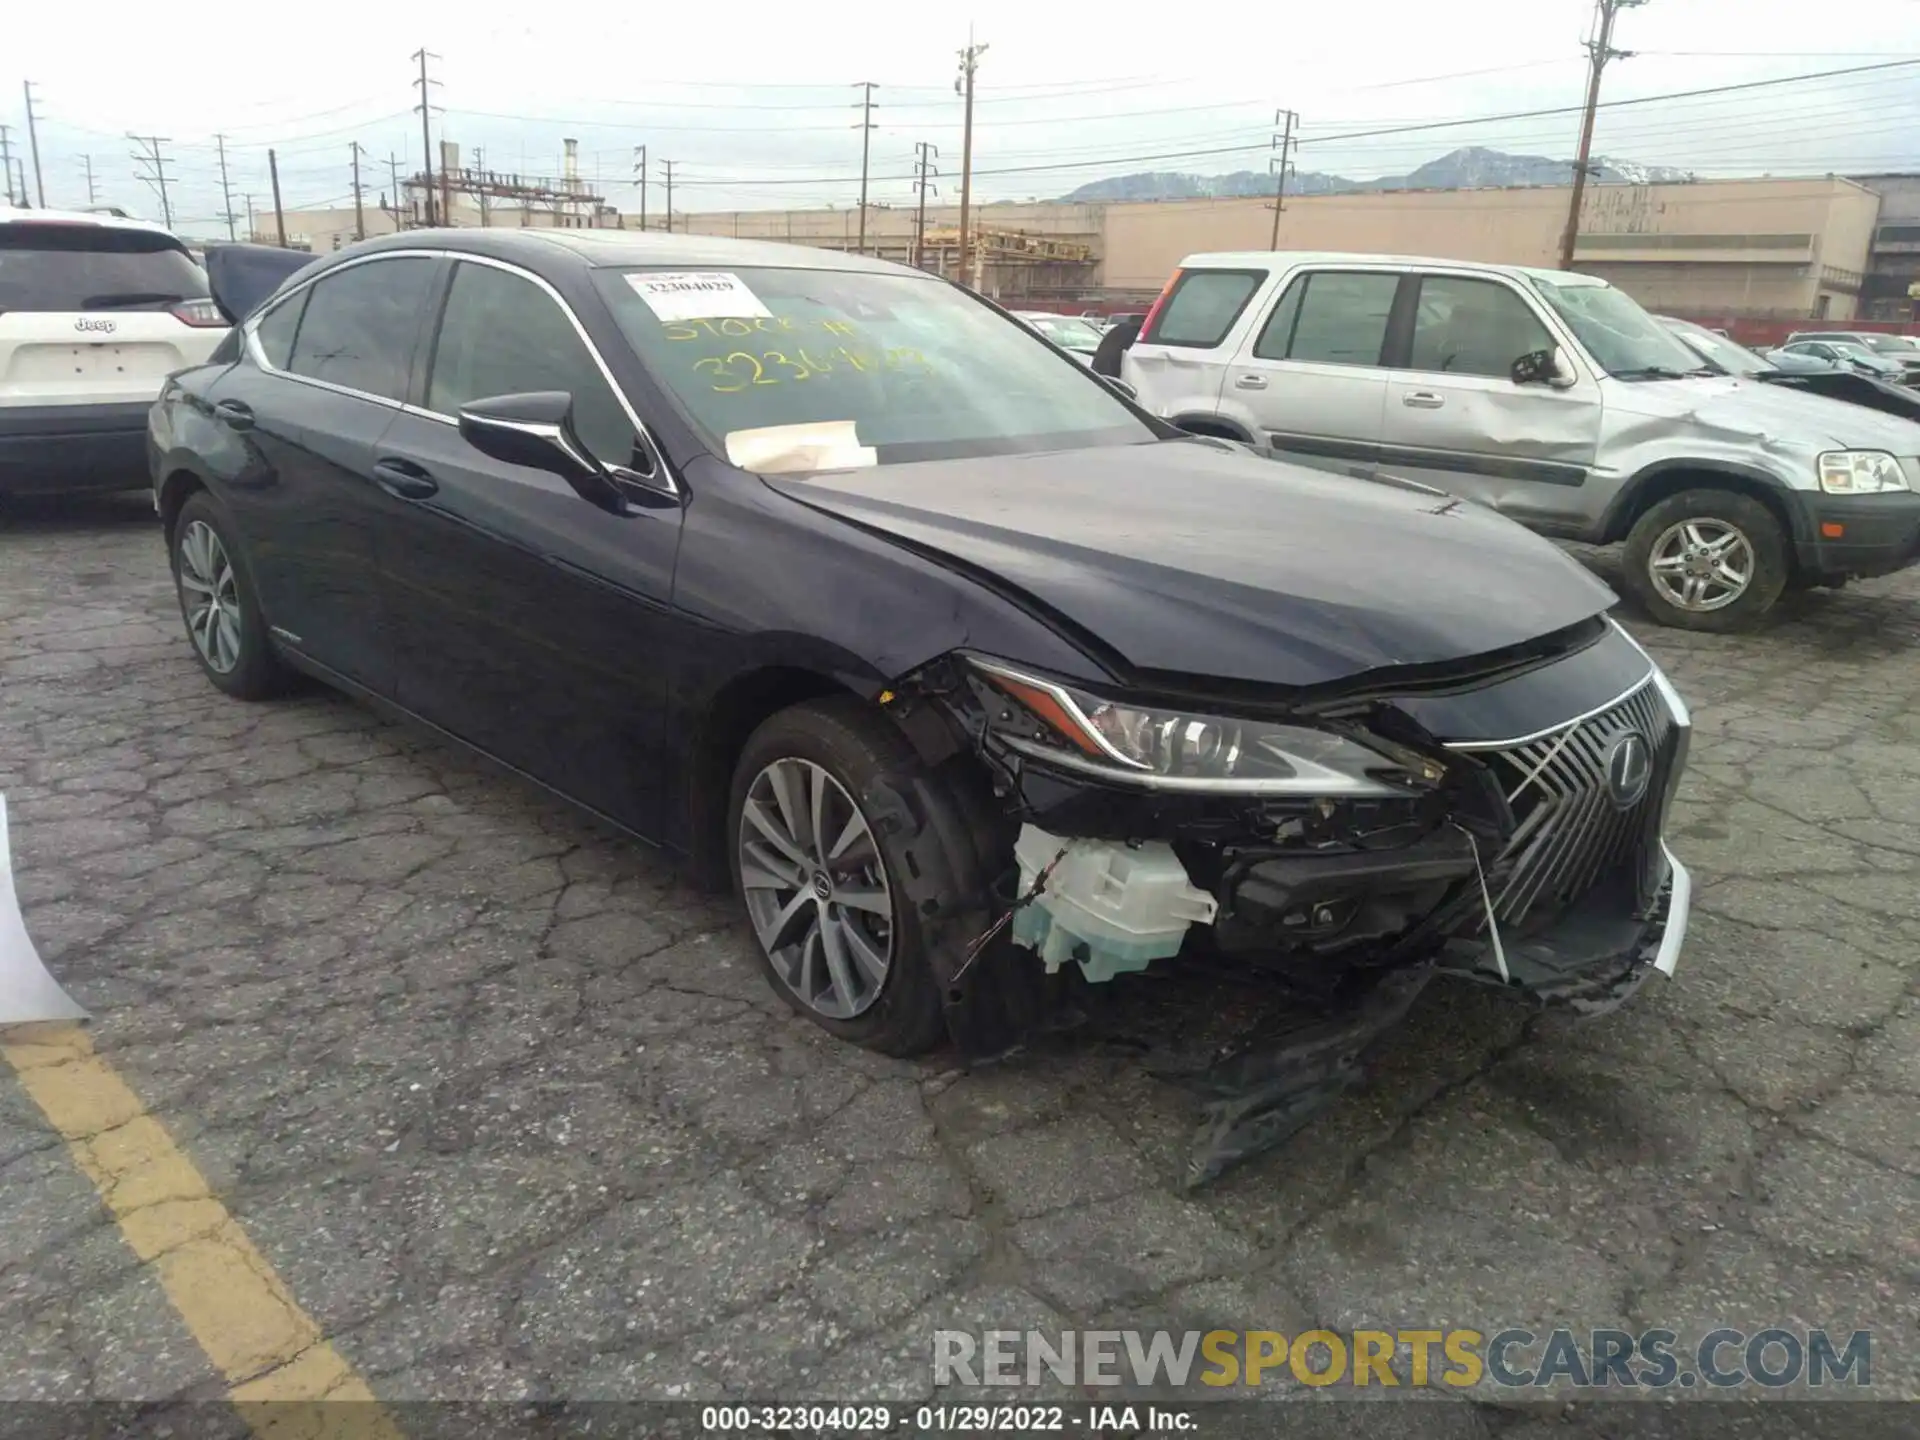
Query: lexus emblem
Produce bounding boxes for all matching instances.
[1604,733,1653,810]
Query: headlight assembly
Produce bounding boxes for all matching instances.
[1817,450,1909,495]
[966,656,1439,796]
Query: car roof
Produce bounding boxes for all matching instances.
[1174,250,1602,287]
[341,225,920,278]
[0,205,182,240]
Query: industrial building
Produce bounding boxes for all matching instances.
[263,169,1920,324]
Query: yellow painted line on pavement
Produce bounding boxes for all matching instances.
[2,1023,404,1440]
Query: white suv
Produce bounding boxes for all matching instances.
[1124,251,1920,630]
[1,208,228,497]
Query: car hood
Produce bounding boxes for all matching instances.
[1606,372,1920,454]
[763,439,1618,688]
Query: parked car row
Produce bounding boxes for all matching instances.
[1120,250,1920,631]
[140,229,1703,1183]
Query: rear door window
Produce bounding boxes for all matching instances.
[1144,269,1264,347]
[1270,271,1400,367]
[285,256,436,401]
[0,222,209,312]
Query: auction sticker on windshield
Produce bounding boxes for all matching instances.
[625,271,772,323]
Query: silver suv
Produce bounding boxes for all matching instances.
[1124,251,1920,630]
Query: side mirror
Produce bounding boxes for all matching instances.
[1512,346,1578,389]
[457,390,629,514]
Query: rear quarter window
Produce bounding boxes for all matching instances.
[1144,269,1264,348]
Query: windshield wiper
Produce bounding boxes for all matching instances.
[79,291,189,309]
[1611,365,1707,381]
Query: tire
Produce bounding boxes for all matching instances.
[727,697,949,1057]
[1620,488,1790,633]
[169,492,289,700]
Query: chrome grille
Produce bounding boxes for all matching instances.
[1452,677,1677,931]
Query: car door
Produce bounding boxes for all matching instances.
[1221,267,1402,465]
[373,255,684,835]
[1376,272,1602,528]
[206,253,439,694]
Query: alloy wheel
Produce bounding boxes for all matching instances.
[1647,518,1755,612]
[737,757,893,1020]
[177,520,243,673]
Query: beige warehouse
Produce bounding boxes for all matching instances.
[266,174,1891,322]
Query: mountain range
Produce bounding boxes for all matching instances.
[1057,146,1695,204]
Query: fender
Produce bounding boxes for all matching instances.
[1599,457,1813,546]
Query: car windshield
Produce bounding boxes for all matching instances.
[1021,314,1103,352]
[1862,334,1919,355]
[1830,340,1882,361]
[1659,319,1771,377]
[598,266,1152,468]
[0,222,208,312]
[1529,275,1704,378]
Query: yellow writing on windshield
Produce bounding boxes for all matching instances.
[663,316,861,341]
[692,346,934,394]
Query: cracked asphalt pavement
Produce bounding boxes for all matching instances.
[1,494,1916,1426]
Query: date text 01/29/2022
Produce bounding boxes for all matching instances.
[696,1404,1197,1433]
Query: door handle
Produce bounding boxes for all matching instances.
[371,456,439,501]
[1401,391,1446,409]
[212,398,254,431]
[1234,374,1269,390]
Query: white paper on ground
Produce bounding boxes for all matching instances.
[725,420,877,475]
[624,271,772,323]
[0,796,88,1025]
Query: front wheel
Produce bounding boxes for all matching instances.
[726,698,950,1057]
[1621,488,1790,632]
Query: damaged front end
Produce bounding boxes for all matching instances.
[882,643,1693,1188]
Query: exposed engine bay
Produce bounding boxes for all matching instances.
[873,641,1692,1187]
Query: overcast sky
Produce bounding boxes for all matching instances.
[7,0,1920,235]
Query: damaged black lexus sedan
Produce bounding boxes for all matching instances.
[150,230,1692,1183]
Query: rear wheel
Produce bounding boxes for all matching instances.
[170,492,289,700]
[727,698,949,1057]
[1621,488,1789,632]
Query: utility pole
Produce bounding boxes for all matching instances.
[1561,0,1647,270]
[214,135,236,239]
[22,81,46,209]
[852,82,878,255]
[244,193,256,242]
[473,146,489,226]
[661,159,676,233]
[386,153,405,226]
[79,154,98,206]
[912,142,939,271]
[268,148,287,247]
[351,142,367,239]
[129,135,175,227]
[954,34,987,290]
[0,126,15,206]
[412,47,442,226]
[633,144,647,230]
[1268,109,1297,250]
